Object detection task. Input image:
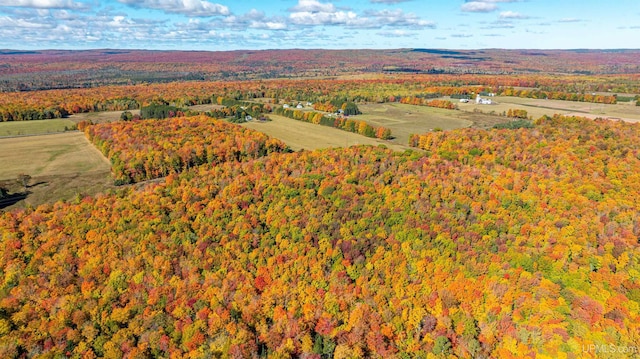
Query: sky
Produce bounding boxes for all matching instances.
[0,0,638,50]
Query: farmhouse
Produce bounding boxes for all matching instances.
[476,94,492,105]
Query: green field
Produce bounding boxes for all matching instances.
[0,118,76,137]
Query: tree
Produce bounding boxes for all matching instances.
[17,174,31,192]
[0,186,8,199]
[120,111,133,121]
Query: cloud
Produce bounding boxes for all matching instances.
[559,18,582,23]
[287,0,361,26]
[499,11,528,19]
[461,0,521,13]
[289,10,360,26]
[219,9,288,31]
[287,1,433,29]
[376,29,414,37]
[370,0,412,3]
[365,9,435,29]
[0,0,88,10]
[0,15,52,28]
[461,2,498,13]
[117,0,230,17]
[250,20,287,30]
[289,0,338,13]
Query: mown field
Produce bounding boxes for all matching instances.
[457,96,640,122]
[241,114,409,152]
[0,132,113,209]
[67,109,140,124]
[357,103,473,145]
[0,118,76,137]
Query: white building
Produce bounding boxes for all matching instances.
[476,94,492,105]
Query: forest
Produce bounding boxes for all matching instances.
[1,49,640,358]
[1,114,640,357]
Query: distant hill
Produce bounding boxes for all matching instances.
[1,48,639,91]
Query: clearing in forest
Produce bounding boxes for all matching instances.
[0,132,113,209]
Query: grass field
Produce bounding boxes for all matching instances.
[457,96,640,123]
[68,110,140,124]
[241,114,410,152]
[0,119,76,137]
[357,103,474,145]
[0,132,114,210]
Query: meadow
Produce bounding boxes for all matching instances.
[0,118,75,137]
[0,132,112,209]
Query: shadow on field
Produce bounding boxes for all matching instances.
[0,192,29,209]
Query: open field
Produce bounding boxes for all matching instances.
[457,96,640,123]
[0,132,113,209]
[188,104,226,112]
[357,103,473,145]
[68,109,140,124]
[0,118,76,137]
[241,114,410,152]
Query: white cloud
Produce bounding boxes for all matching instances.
[0,0,87,10]
[117,0,230,17]
[288,1,433,29]
[0,15,52,28]
[559,18,582,23]
[461,2,498,13]
[461,0,521,13]
[377,29,414,37]
[289,0,338,13]
[290,9,360,26]
[499,11,528,19]
[250,21,287,30]
[366,9,435,29]
[217,10,288,31]
[370,0,412,3]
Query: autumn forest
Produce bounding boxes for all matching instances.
[1,49,640,358]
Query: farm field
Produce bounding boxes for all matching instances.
[67,109,140,124]
[357,103,473,145]
[0,118,76,137]
[241,114,409,151]
[0,132,113,209]
[458,96,640,122]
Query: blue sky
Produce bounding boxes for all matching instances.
[0,0,638,50]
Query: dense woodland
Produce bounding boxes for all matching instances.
[1,114,639,357]
[85,116,288,184]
